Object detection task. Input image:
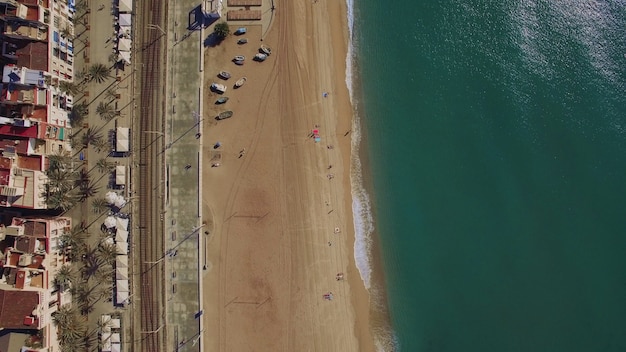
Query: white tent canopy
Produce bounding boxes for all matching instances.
[115,165,126,185]
[116,290,129,304]
[119,0,133,12]
[118,38,132,52]
[116,242,128,255]
[116,217,129,230]
[119,13,132,27]
[119,51,131,65]
[111,333,121,343]
[111,318,121,329]
[101,315,112,332]
[116,280,129,292]
[116,127,129,152]
[101,332,112,352]
[116,255,128,268]
[116,229,128,242]
[111,343,121,352]
[115,268,128,280]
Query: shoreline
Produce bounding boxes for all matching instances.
[200,0,379,350]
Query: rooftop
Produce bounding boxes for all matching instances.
[0,289,39,329]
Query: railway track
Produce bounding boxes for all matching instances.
[135,0,167,351]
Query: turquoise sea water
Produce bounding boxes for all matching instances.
[349,1,626,351]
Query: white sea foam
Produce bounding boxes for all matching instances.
[344,0,372,292]
[345,2,398,350]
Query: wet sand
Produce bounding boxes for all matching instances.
[201,1,375,350]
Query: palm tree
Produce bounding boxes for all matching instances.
[52,305,87,349]
[96,242,118,267]
[95,158,114,174]
[105,88,118,101]
[81,127,102,147]
[54,265,75,291]
[47,152,73,172]
[59,225,88,261]
[92,137,110,153]
[59,80,80,96]
[69,102,88,127]
[78,181,99,201]
[76,168,89,187]
[88,63,111,84]
[95,101,116,121]
[214,22,230,39]
[91,197,109,214]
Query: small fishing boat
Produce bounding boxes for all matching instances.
[218,71,231,79]
[210,83,227,93]
[254,53,267,62]
[237,38,248,45]
[260,44,271,55]
[215,97,229,104]
[234,27,247,35]
[216,111,233,120]
[235,77,247,88]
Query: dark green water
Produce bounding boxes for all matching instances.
[353,1,626,350]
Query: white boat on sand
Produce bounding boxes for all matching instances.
[235,77,247,88]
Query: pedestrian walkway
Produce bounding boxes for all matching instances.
[163,0,204,351]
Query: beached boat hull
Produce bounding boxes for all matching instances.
[216,111,233,120]
[235,77,247,88]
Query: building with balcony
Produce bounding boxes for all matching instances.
[0,0,76,128]
[0,215,72,350]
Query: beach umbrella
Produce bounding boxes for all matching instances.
[114,196,126,208]
[104,216,117,229]
[105,191,119,204]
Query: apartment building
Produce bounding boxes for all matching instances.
[0,216,72,350]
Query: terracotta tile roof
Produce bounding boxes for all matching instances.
[0,289,39,329]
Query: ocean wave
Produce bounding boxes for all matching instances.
[344,0,372,292]
[345,1,398,350]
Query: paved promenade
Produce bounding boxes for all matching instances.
[162,0,205,351]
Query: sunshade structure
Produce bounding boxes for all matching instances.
[115,229,128,242]
[111,344,121,352]
[115,165,126,185]
[119,0,133,12]
[116,242,128,255]
[101,315,112,333]
[119,51,131,65]
[116,267,128,280]
[105,191,120,204]
[111,318,121,329]
[116,280,129,292]
[111,333,121,343]
[116,127,129,152]
[118,38,131,51]
[119,13,132,27]
[104,216,116,229]
[116,217,129,231]
[116,255,128,268]
[116,290,129,304]
[114,196,127,208]
[101,333,112,352]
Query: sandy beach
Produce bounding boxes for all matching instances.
[200,0,375,350]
